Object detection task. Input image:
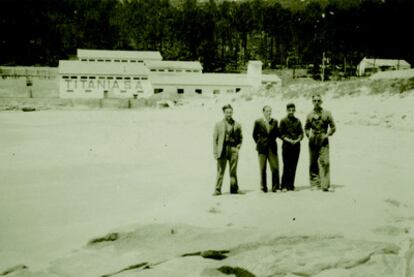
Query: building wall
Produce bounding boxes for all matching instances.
[59,75,153,99]
[151,84,251,96]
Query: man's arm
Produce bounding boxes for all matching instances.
[296,120,304,142]
[213,123,219,158]
[304,115,312,138]
[252,120,259,143]
[278,120,290,143]
[327,112,336,136]
[236,123,242,149]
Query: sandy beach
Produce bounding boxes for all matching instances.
[1,92,414,276]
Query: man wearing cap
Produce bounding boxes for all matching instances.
[304,94,336,191]
[213,104,243,196]
[279,103,304,191]
[252,106,280,192]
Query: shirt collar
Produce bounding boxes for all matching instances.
[313,107,323,113]
[263,117,272,123]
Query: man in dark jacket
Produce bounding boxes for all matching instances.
[213,104,243,196]
[279,103,304,191]
[252,106,280,192]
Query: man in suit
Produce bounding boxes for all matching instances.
[252,106,280,192]
[213,104,243,196]
[304,94,336,192]
[279,103,304,191]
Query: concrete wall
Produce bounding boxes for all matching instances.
[0,77,58,98]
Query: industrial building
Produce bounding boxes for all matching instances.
[58,49,281,99]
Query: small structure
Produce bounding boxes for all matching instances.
[357,57,411,76]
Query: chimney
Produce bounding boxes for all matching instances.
[247,60,262,90]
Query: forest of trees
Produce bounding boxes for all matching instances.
[1,0,413,76]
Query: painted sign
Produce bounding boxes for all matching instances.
[62,78,144,90]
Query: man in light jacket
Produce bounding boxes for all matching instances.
[213,104,243,196]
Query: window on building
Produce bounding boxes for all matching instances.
[185,70,192,72]
[159,69,165,72]
[114,59,120,62]
[116,76,122,80]
[168,69,174,72]
[89,76,96,79]
[80,76,87,79]
[107,77,114,80]
[70,76,77,79]
[236,88,241,93]
[195,89,202,94]
[141,77,148,80]
[105,59,111,62]
[150,69,156,72]
[120,90,127,93]
[89,59,95,62]
[62,76,69,79]
[177,88,184,94]
[213,89,220,94]
[85,90,92,93]
[133,77,140,80]
[176,70,183,72]
[97,59,104,62]
[121,60,127,63]
[125,77,131,80]
[154,88,164,94]
[138,60,143,63]
[98,76,105,79]
[193,70,199,72]
[66,90,74,92]
[226,89,234,93]
[81,59,87,61]
[130,60,136,63]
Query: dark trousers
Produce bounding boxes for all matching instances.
[215,146,239,193]
[258,149,279,192]
[281,143,300,190]
[309,136,330,189]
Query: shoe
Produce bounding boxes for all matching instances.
[322,188,333,192]
[230,190,238,194]
[282,188,288,193]
[261,187,268,193]
[212,191,221,196]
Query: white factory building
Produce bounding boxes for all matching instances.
[58,49,281,99]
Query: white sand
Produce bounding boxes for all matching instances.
[0,94,413,274]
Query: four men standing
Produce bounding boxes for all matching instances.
[212,95,335,195]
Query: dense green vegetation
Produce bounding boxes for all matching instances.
[1,0,412,75]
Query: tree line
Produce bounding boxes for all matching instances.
[1,0,412,76]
